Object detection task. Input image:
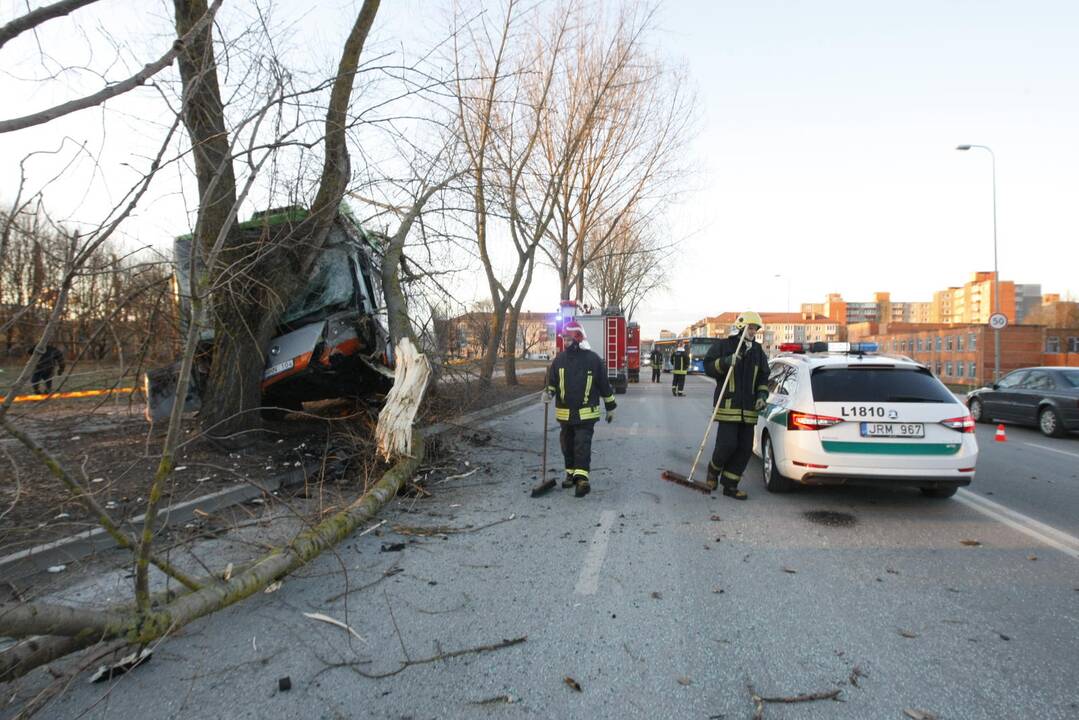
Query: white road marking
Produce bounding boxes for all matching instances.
[955,489,1079,561]
[574,510,617,595]
[630,422,639,436]
[1024,442,1079,461]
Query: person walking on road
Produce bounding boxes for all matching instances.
[649,347,663,383]
[671,343,690,396]
[545,321,617,498]
[703,312,770,499]
[27,344,66,395]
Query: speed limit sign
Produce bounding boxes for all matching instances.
[989,313,1008,330]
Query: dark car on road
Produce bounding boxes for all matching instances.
[967,367,1079,437]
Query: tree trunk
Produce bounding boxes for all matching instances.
[175,0,381,439]
[479,301,507,385]
[502,305,521,386]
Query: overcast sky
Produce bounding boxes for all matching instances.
[2,1,1077,340]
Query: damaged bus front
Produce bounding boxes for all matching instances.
[145,208,394,422]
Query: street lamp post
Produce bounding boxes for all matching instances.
[956,144,1001,383]
[774,274,791,314]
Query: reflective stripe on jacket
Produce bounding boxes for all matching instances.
[546,345,617,424]
[704,335,770,423]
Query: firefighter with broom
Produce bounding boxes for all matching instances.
[702,312,770,499]
[544,320,617,498]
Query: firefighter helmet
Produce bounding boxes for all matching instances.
[562,320,586,343]
[735,311,764,330]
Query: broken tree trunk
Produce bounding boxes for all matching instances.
[376,338,431,461]
[0,431,425,677]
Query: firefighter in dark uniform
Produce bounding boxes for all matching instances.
[703,312,769,499]
[545,320,617,498]
[649,347,663,383]
[671,343,689,396]
[27,344,66,395]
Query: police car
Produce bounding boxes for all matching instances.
[753,342,978,498]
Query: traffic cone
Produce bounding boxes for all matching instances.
[994,424,1007,443]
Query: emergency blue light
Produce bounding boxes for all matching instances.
[851,342,879,353]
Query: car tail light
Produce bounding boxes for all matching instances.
[788,410,844,431]
[793,460,829,469]
[940,415,975,433]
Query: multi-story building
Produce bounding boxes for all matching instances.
[803,292,931,325]
[442,310,556,360]
[1014,284,1042,323]
[698,312,843,356]
[861,324,1045,387]
[929,272,1017,325]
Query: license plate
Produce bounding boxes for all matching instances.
[860,422,924,438]
[264,358,294,379]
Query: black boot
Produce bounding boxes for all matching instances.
[574,479,591,497]
[704,470,719,491]
[721,485,748,500]
[562,473,577,489]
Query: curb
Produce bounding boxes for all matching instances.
[0,390,542,582]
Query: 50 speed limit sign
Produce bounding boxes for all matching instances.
[989,313,1009,330]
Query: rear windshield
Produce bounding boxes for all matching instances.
[811,367,955,403]
[1060,369,1079,388]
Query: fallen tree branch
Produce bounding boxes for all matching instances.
[0,432,426,663]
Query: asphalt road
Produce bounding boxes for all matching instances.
[24,374,1079,720]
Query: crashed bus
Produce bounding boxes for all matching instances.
[145,207,394,421]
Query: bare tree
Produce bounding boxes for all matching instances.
[171,0,382,439]
[585,213,670,320]
[538,3,695,306]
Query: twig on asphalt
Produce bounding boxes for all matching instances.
[347,636,527,680]
[324,561,402,603]
[748,683,842,719]
[391,514,516,537]
[433,467,479,484]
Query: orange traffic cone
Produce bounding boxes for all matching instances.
[994,424,1007,443]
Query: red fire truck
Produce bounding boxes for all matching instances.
[555,301,628,394]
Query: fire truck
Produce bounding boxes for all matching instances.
[627,322,640,383]
[555,301,628,394]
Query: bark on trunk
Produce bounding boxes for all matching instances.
[479,302,507,385]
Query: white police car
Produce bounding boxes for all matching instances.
[753,342,978,498]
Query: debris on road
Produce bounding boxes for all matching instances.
[470,694,516,706]
[904,709,938,720]
[782,566,797,574]
[749,683,842,719]
[677,676,692,686]
[564,676,582,692]
[278,676,292,692]
[381,542,407,552]
[849,665,867,687]
[898,629,919,639]
[264,581,282,594]
[302,612,366,643]
[959,539,982,547]
[89,648,152,684]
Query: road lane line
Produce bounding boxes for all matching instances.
[955,490,1079,560]
[574,510,617,595]
[1024,442,1079,461]
[631,422,639,436]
